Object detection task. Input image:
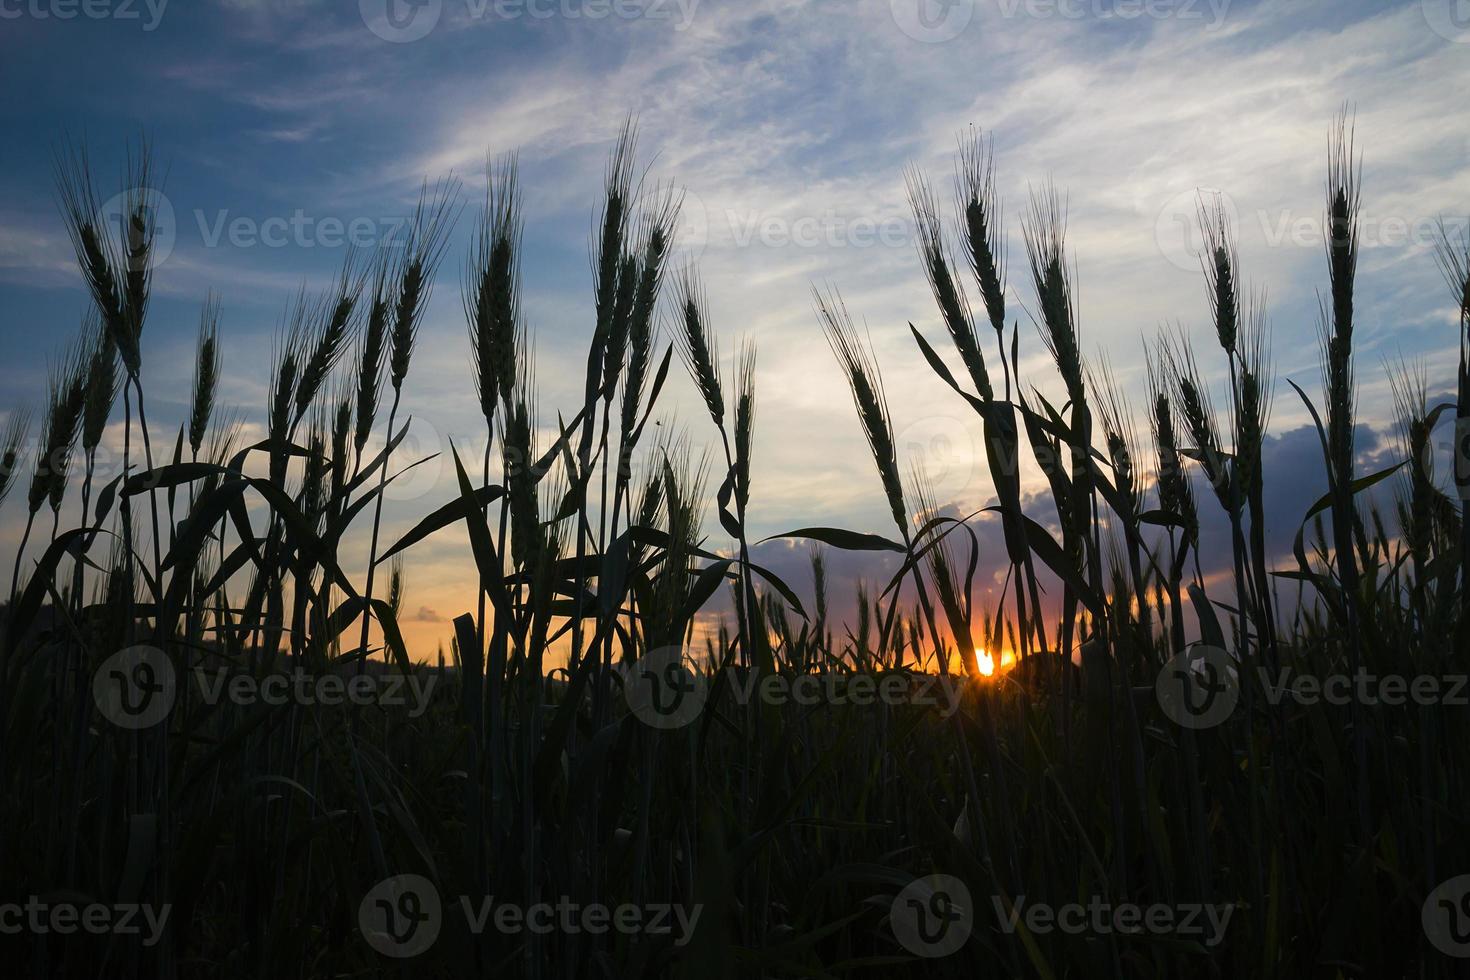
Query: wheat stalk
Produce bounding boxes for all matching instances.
[957,126,1007,339]
[1145,341,1198,554]
[354,262,391,463]
[30,337,88,518]
[55,143,133,377]
[734,339,756,513]
[391,179,461,394]
[620,186,680,442]
[1023,183,1083,403]
[466,153,523,424]
[1198,193,1240,358]
[0,410,32,513]
[1162,327,1231,511]
[188,296,221,460]
[908,168,991,401]
[81,314,119,459]
[674,266,724,428]
[814,286,907,540]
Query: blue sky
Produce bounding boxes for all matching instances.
[1,0,1467,652]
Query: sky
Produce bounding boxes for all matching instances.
[0,0,1467,658]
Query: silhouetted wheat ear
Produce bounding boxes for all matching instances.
[354,262,390,457]
[1433,218,1470,516]
[391,179,461,392]
[466,152,522,424]
[269,298,311,443]
[82,313,118,456]
[296,254,364,424]
[815,286,907,538]
[29,338,88,516]
[299,413,329,523]
[595,116,638,346]
[1318,295,1355,485]
[388,555,405,618]
[603,251,639,398]
[1434,218,1470,342]
[1145,343,1198,547]
[1321,112,1362,499]
[956,125,1006,336]
[1197,192,1239,357]
[1326,110,1360,352]
[502,359,542,570]
[330,380,353,498]
[627,462,665,572]
[907,167,991,401]
[674,265,724,426]
[641,437,706,647]
[1388,358,1435,554]
[119,142,157,343]
[1162,327,1231,511]
[188,295,221,459]
[621,186,680,440]
[1023,182,1083,401]
[1235,292,1273,499]
[734,339,756,511]
[0,410,32,511]
[1093,357,1140,514]
[810,544,828,629]
[55,144,134,376]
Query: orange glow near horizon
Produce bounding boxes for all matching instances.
[972,648,1020,679]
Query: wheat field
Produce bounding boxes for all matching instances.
[1,115,1468,978]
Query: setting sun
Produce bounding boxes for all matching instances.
[976,649,996,677]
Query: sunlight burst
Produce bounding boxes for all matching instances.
[976,649,996,677]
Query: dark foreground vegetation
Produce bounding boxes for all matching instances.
[1,115,1468,977]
